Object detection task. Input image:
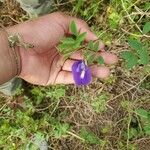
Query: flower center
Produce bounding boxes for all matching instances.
[80,70,85,79]
[80,61,86,79]
[76,61,86,79]
[76,61,86,72]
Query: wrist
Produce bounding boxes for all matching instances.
[0,29,21,84]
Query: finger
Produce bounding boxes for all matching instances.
[55,71,74,84]
[62,59,76,71]
[100,52,118,65]
[90,65,110,79]
[62,58,112,79]
[70,51,118,65]
[65,52,118,72]
[70,51,84,60]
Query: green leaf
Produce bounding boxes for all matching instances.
[93,41,99,51]
[61,37,75,44]
[88,41,94,50]
[138,47,149,65]
[87,53,95,64]
[121,51,138,69]
[72,41,81,49]
[143,22,150,34]
[108,11,121,29]
[79,128,100,144]
[70,21,78,36]
[128,39,149,65]
[144,124,150,135]
[144,2,150,10]
[58,44,70,52]
[135,108,149,119]
[53,123,69,138]
[91,94,109,113]
[97,56,105,65]
[76,32,87,43]
[87,41,99,51]
[128,128,138,139]
[128,39,143,51]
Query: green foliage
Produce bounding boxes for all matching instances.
[70,20,78,36]
[135,108,150,135]
[121,51,138,69]
[143,21,150,34]
[1,0,150,149]
[84,40,105,65]
[31,87,45,104]
[58,21,104,65]
[108,9,122,29]
[128,128,139,139]
[91,93,109,113]
[58,21,86,58]
[128,39,149,65]
[97,56,105,65]
[79,128,100,144]
[136,108,149,118]
[121,39,149,69]
[140,76,150,90]
[46,87,66,100]
[73,0,100,21]
[52,122,70,138]
[87,40,99,52]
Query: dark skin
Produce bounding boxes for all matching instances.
[7,12,118,85]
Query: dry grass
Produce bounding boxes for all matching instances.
[0,0,150,150]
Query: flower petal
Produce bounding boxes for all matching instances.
[72,60,92,86]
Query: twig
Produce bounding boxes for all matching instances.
[67,131,85,141]
[123,12,150,18]
[109,75,149,102]
[121,0,143,34]
[127,114,131,150]
[121,28,150,38]
[1,15,20,24]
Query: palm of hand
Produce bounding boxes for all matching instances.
[8,12,118,85]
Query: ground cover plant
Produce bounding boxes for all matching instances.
[0,0,150,149]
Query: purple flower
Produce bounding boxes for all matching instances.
[72,60,92,86]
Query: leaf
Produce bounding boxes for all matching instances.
[88,41,94,50]
[138,47,149,65]
[128,39,143,51]
[70,21,78,36]
[53,123,69,138]
[97,56,105,65]
[121,51,138,69]
[128,39,149,65]
[87,41,99,51]
[58,44,70,52]
[72,41,81,50]
[93,41,99,51]
[61,37,75,44]
[128,128,138,139]
[79,128,100,144]
[144,2,150,10]
[87,53,95,64]
[144,124,150,135]
[46,88,66,100]
[76,32,87,43]
[108,11,121,29]
[143,22,150,34]
[135,108,149,119]
[91,94,109,113]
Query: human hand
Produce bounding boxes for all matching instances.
[7,12,118,85]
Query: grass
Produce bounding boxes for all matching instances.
[0,0,150,149]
